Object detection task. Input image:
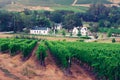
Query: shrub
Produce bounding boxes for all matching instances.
[107,30,112,37]
[80,36,91,39]
[0,42,9,52]
[9,43,21,56]
[112,38,116,43]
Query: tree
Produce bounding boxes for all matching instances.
[87,3,110,22]
[63,14,82,31]
[0,11,13,31]
[50,11,63,23]
[77,30,81,37]
[12,13,25,32]
[99,20,111,28]
[70,31,72,37]
[89,23,99,32]
[107,30,112,37]
[36,17,51,28]
[74,13,82,27]
[62,29,66,36]
[112,38,116,43]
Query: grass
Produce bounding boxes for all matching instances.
[9,0,74,6]
[0,33,79,41]
[76,0,112,4]
[51,6,88,12]
[0,0,115,12]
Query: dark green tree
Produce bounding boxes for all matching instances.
[62,29,66,36]
[50,12,63,23]
[36,17,51,28]
[77,30,81,37]
[112,38,116,43]
[107,30,112,37]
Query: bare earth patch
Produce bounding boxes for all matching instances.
[3,2,53,12]
[0,45,96,80]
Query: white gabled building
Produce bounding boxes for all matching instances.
[30,26,49,35]
[80,27,88,36]
[72,27,79,35]
[72,26,89,36]
[54,23,62,30]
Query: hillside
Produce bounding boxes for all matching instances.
[0,0,88,12]
[0,0,120,6]
[0,0,120,12]
[76,0,112,4]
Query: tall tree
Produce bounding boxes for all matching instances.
[36,17,51,28]
[50,12,63,23]
[63,14,82,31]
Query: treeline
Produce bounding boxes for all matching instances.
[0,4,120,32]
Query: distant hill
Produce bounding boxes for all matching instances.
[0,0,120,7]
[0,0,120,12]
[0,0,74,6]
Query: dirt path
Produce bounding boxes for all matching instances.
[0,66,20,80]
[45,50,96,80]
[72,0,77,6]
[70,62,95,80]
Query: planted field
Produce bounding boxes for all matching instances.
[76,0,111,4]
[52,6,88,12]
[0,38,95,80]
[0,38,37,59]
[0,38,120,80]
[16,0,74,6]
[46,41,120,80]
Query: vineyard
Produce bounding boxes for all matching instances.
[0,38,37,59]
[46,41,120,80]
[0,38,120,80]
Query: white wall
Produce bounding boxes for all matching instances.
[81,27,88,36]
[72,27,78,35]
[30,30,48,35]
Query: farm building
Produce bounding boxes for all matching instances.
[30,26,49,35]
[72,27,89,36]
[54,23,62,30]
[72,27,79,35]
[80,27,88,36]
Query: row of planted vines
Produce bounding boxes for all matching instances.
[0,38,37,59]
[0,38,120,80]
[36,42,47,66]
[46,41,120,80]
[45,41,73,74]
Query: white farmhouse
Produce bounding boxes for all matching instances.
[72,27,79,35]
[30,26,49,35]
[55,23,62,30]
[80,27,88,36]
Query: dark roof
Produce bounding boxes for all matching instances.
[31,26,47,30]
